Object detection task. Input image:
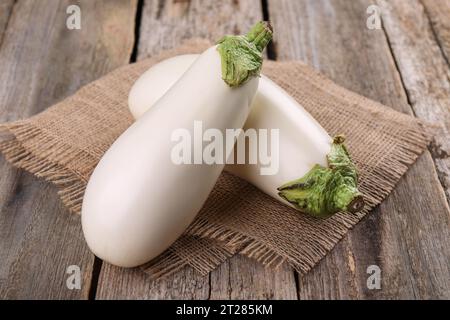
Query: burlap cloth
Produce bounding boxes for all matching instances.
[0,39,431,279]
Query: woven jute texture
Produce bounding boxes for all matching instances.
[0,39,431,279]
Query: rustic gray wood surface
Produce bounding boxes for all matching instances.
[96,0,298,300]
[0,0,14,45]
[421,0,450,64]
[379,0,450,206]
[269,0,450,299]
[0,0,449,299]
[0,0,136,299]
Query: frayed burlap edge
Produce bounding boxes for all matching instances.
[0,38,212,215]
[176,60,435,275]
[142,237,235,279]
[0,38,434,279]
[0,70,433,279]
[0,122,89,213]
[183,121,433,276]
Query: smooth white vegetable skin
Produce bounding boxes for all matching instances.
[128,54,200,119]
[129,54,332,204]
[82,47,257,267]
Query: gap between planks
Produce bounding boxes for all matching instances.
[95,0,298,299]
[268,0,450,299]
[419,0,450,68]
[88,0,145,300]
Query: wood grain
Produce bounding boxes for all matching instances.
[95,0,298,300]
[420,0,450,65]
[0,0,137,299]
[269,0,450,299]
[96,264,209,300]
[0,0,14,46]
[1,0,448,300]
[378,0,450,205]
[137,0,265,58]
[210,255,297,300]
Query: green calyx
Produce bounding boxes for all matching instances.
[217,21,273,87]
[277,136,364,218]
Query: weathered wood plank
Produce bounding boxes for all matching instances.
[269,0,450,299]
[96,264,209,300]
[378,0,450,205]
[0,0,137,299]
[297,153,450,299]
[0,0,14,46]
[420,0,450,65]
[210,255,298,300]
[96,0,298,300]
[137,0,265,58]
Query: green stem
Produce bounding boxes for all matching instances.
[277,136,364,218]
[216,21,273,87]
[246,21,273,51]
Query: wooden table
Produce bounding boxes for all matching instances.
[0,0,449,300]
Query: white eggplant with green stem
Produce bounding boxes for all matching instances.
[129,55,364,218]
[82,22,273,268]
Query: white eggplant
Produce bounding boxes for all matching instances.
[82,22,273,267]
[129,55,364,218]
